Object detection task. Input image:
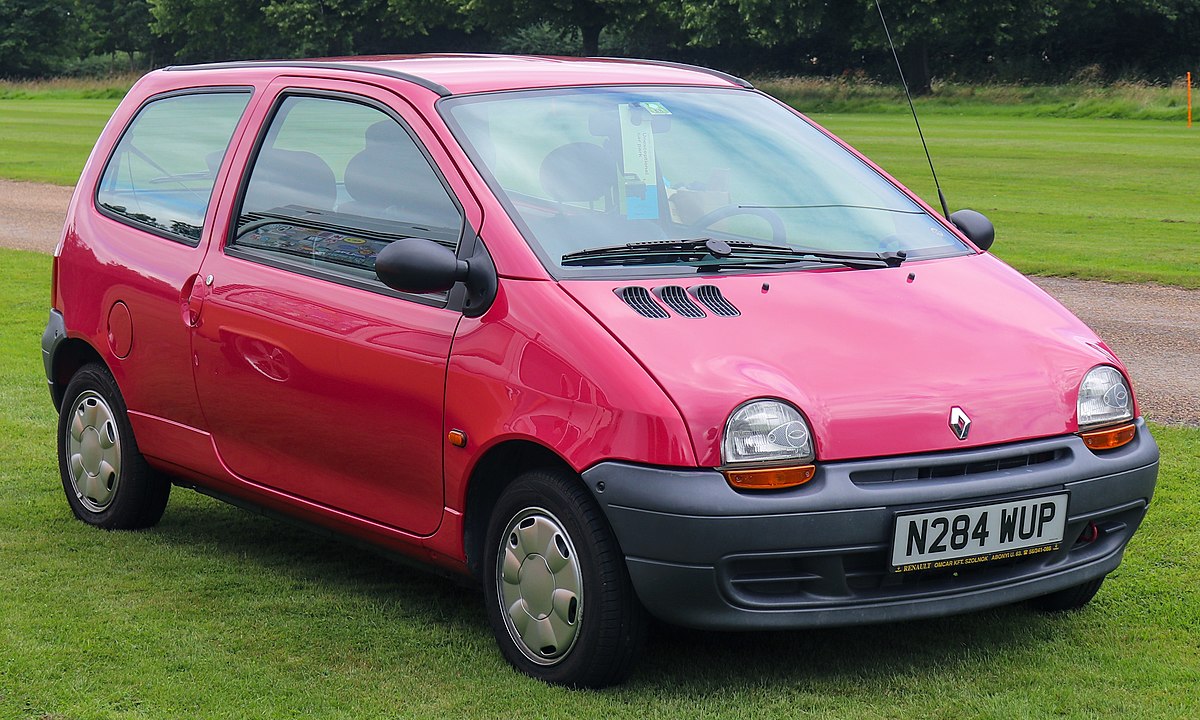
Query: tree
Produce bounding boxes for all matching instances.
[1045,0,1200,79]
[149,0,458,63]
[261,0,456,57]
[75,0,153,70]
[455,0,660,56]
[149,0,279,62]
[0,0,73,77]
[850,0,1062,93]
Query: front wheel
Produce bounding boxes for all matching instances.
[483,469,646,688]
[57,363,170,529]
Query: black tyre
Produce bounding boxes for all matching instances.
[1029,577,1105,612]
[57,363,170,529]
[483,468,647,688]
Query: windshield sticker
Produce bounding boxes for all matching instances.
[618,103,660,220]
[640,101,671,115]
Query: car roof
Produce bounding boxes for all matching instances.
[164,54,753,97]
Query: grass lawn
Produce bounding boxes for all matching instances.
[0,98,118,185]
[1,246,1197,717]
[809,113,1200,287]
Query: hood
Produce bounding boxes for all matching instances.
[561,253,1127,465]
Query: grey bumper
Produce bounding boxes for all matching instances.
[41,309,66,408]
[583,421,1158,630]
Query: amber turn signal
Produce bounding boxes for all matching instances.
[1079,423,1136,451]
[723,464,816,490]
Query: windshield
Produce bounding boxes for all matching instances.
[441,87,969,276]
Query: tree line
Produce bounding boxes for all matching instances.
[2,0,1198,88]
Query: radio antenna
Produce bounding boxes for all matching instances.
[874,0,951,219]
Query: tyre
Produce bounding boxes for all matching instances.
[1029,577,1105,612]
[57,363,170,529]
[483,468,647,688]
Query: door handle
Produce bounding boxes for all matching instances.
[180,273,210,327]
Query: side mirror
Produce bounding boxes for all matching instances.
[375,237,467,294]
[375,236,498,317]
[949,209,995,252]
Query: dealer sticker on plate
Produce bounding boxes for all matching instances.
[890,493,1068,573]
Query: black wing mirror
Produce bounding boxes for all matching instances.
[949,209,995,252]
[375,237,497,317]
[376,237,467,294]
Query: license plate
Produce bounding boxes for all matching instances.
[890,493,1068,573]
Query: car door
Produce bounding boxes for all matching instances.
[189,78,479,535]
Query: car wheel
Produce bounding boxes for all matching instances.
[58,363,170,530]
[483,468,647,688]
[1029,577,1105,612]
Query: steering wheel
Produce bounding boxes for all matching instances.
[690,205,788,245]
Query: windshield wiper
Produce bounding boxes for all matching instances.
[560,237,905,270]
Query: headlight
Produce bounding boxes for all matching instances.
[1077,365,1133,429]
[722,399,815,465]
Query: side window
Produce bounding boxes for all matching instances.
[97,91,251,245]
[231,95,462,288]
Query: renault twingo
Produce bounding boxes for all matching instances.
[43,55,1158,687]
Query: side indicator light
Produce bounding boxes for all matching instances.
[723,465,816,490]
[1079,423,1136,451]
[447,429,467,448]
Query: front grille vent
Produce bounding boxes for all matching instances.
[655,286,706,318]
[850,449,1062,485]
[691,285,740,317]
[616,286,669,318]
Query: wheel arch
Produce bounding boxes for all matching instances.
[50,337,107,411]
[461,438,576,580]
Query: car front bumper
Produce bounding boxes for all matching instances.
[582,420,1158,630]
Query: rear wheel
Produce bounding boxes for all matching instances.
[58,363,170,529]
[483,468,646,688]
[1030,577,1105,612]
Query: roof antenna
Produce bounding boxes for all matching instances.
[874,0,951,219]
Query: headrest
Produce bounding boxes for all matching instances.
[344,121,415,207]
[244,148,336,213]
[539,142,615,204]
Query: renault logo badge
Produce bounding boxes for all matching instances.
[949,406,971,440]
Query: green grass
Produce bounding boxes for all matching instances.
[1,246,1198,717]
[0,98,119,184]
[808,114,1200,286]
[0,75,137,100]
[756,77,1196,121]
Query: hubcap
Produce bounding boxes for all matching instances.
[496,507,583,665]
[66,390,122,513]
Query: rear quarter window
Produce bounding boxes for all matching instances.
[96,90,252,245]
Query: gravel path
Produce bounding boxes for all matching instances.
[3,178,1196,425]
[1,179,75,253]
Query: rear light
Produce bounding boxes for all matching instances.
[723,464,816,490]
[1079,423,1136,451]
[50,254,59,308]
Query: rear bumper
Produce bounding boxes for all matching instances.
[582,421,1158,630]
[41,308,66,408]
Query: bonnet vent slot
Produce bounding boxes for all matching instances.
[691,285,740,317]
[654,286,706,318]
[616,286,669,318]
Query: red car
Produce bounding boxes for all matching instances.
[42,55,1158,687]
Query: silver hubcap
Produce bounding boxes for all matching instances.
[66,390,122,513]
[496,507,583,665]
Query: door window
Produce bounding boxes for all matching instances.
[231,95,462,290]
[96,91,252,245]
